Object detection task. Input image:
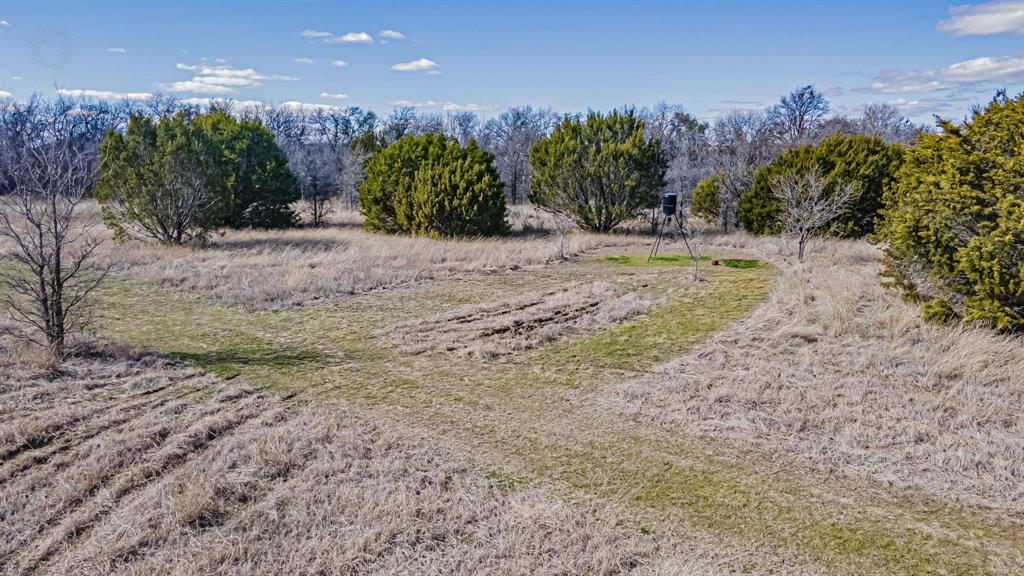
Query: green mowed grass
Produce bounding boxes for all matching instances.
[21,256,1021,575]
[603,254,762,269]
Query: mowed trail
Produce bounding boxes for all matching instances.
[31,246,1024,575]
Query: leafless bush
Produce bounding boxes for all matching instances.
[0,98,106,357]
[772,168,856,261]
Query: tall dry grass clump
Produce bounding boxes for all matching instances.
[609,237,1024,514]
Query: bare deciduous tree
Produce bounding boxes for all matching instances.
[709,110,776,231]
[768,85,830,146]
[639,103,712,231]
[444,111,480,146]
[288,141,341,227]
[479,106,555,205]
[860,103,919,144]
[0,98,106,357]
[772,168,857,261]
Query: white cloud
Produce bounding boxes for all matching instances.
[320,92,348,100]
[301,29,332,38]
[0,20,9,28]
[293,58,315,64]
[0,91,13,98]
[326,32,373,44]
[390,100,420,107]
[180,98,345,112]
[390,99,493,112]
[180,97,266,109]
[937,1,1024,36]
[280,100,346,112]
[11,76,22,80]
[106,47,127,54]
[868,72,945,94]
[866,52,1024,93]
[167,81,236,94]
[884,97,961,114]
[57,88,154,100]
[380,29,405,39]
[166,63,298,94]
[943,53,1024,82]
[330,59,348,67]
[391,58,439,72]
[443,102,493,112]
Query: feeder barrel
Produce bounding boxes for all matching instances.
[660,192,678,216]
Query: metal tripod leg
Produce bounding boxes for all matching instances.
[648,215,670,262]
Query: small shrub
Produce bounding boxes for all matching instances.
[691,173,722,225]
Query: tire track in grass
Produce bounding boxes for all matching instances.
[0,379,209,482]
[4,390,267,575]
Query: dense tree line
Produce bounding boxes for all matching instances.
[1,86,926,236]
[5,87,1018,341]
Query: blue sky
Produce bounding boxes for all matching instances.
[0,1,1021,123]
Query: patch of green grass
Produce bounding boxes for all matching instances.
[720,258,761,269]
[540,267,775,372]
[603,254,710,266]
[602,255,762,270]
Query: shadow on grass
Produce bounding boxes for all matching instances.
[204,236,348,252]
[168,347,323,379]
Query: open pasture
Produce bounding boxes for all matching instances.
[3,205,1021,575]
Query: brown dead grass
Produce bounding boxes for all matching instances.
[389,281,657,357]
[0,332,713,576]
[77,202,642,310]
[606,234,1024,515]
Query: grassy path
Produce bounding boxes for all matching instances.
[92,256,1023,575]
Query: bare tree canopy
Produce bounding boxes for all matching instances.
[859,103,920,144]
[444,111,480,146]
[478,106,557,205]
[708,110,777,231]
[768,85,830,146]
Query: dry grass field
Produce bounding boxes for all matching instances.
[96,203,637,310]
[2,203,1022,575]
[0,336,689,576]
